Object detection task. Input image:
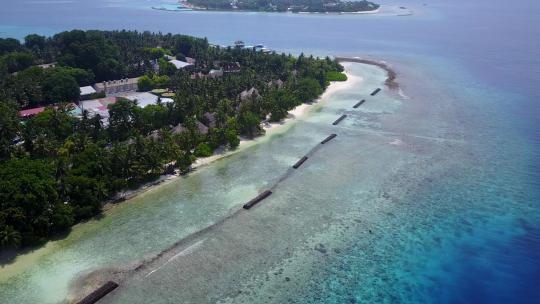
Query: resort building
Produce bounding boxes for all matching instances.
[93,78,139,95]
[117,92,174,108]
[203,112,217,128]
[169,59,194,70]
[171,121,210,135]
[208,69,224,78]
[196,121,209,135]
[234,40,245,48]
[19,106,46,118]
[212,60,241,73]
[221,62,241,73]
[240,87,260,101]
[19,102,80,118]
[37,62,57,69]
[267,79,284,89]
[171,123,187,135]
[79,97,118,123]
[80,86,97,98]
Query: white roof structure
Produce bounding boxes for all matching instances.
[169,59,193,69]
[79,97,118,125]
[80,86,97,96]
[118,92,173,108]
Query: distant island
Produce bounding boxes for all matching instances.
[182,0,380,13]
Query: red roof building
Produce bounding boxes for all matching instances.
[19,107,46,117]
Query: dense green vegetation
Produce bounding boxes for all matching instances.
[325,71,348,82]
[186,0,379,13]
[0,30,344,249]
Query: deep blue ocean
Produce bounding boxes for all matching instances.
[0,0,539,303]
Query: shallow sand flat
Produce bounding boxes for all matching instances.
[0,63,362,304]
[76,62,469,303]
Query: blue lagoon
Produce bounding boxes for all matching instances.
[0,0,539,303]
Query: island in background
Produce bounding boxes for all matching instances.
[181,0,380,13]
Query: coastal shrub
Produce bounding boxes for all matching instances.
[138,75,154,92]
[176,151,193,174]
[158,58,177,76]
[152,75,170,89]
[225,129,240,149]
[325,71,348,82]
[138,75,170,91]
[294,78,322,102]
[194,142,213,157]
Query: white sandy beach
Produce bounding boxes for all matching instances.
[193,66,361,169]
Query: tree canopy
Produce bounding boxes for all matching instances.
[0,30,344,249]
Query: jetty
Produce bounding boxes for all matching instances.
[353,99,365,108]
[321,134,337,144]
[77,281,118,304]
[370,88,381,96]
[243,190,273,209]
[332,114,347,125]
[292,156,309,169]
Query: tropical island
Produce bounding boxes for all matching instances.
[181,0,380,13]
[0,30,346,249]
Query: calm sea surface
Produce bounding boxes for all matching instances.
[0,0,539,303]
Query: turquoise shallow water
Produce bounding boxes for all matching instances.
[1,0,539,303]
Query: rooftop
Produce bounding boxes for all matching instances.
[19,106,45,117]
[94,78,139,89]
[80,86,97,96]
[117,92,173,108]
[169,60,193,69]
[19,103,80,118]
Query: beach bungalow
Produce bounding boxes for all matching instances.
[240,87,260,101]
[171,123,187,135]
[146,130,162,141]
[203,112,217,128]
[196,121,209,135]
[267,79,284,89]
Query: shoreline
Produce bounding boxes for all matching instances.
[335,56,399,89]
[152,1,382,15]
[0,60,388,290]
[68,63,368,302]
[152,8,380,14]
[103,58,393,214]
[101,69,359,213]
[151,3,413,16]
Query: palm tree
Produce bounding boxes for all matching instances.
[0,225,22,248]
